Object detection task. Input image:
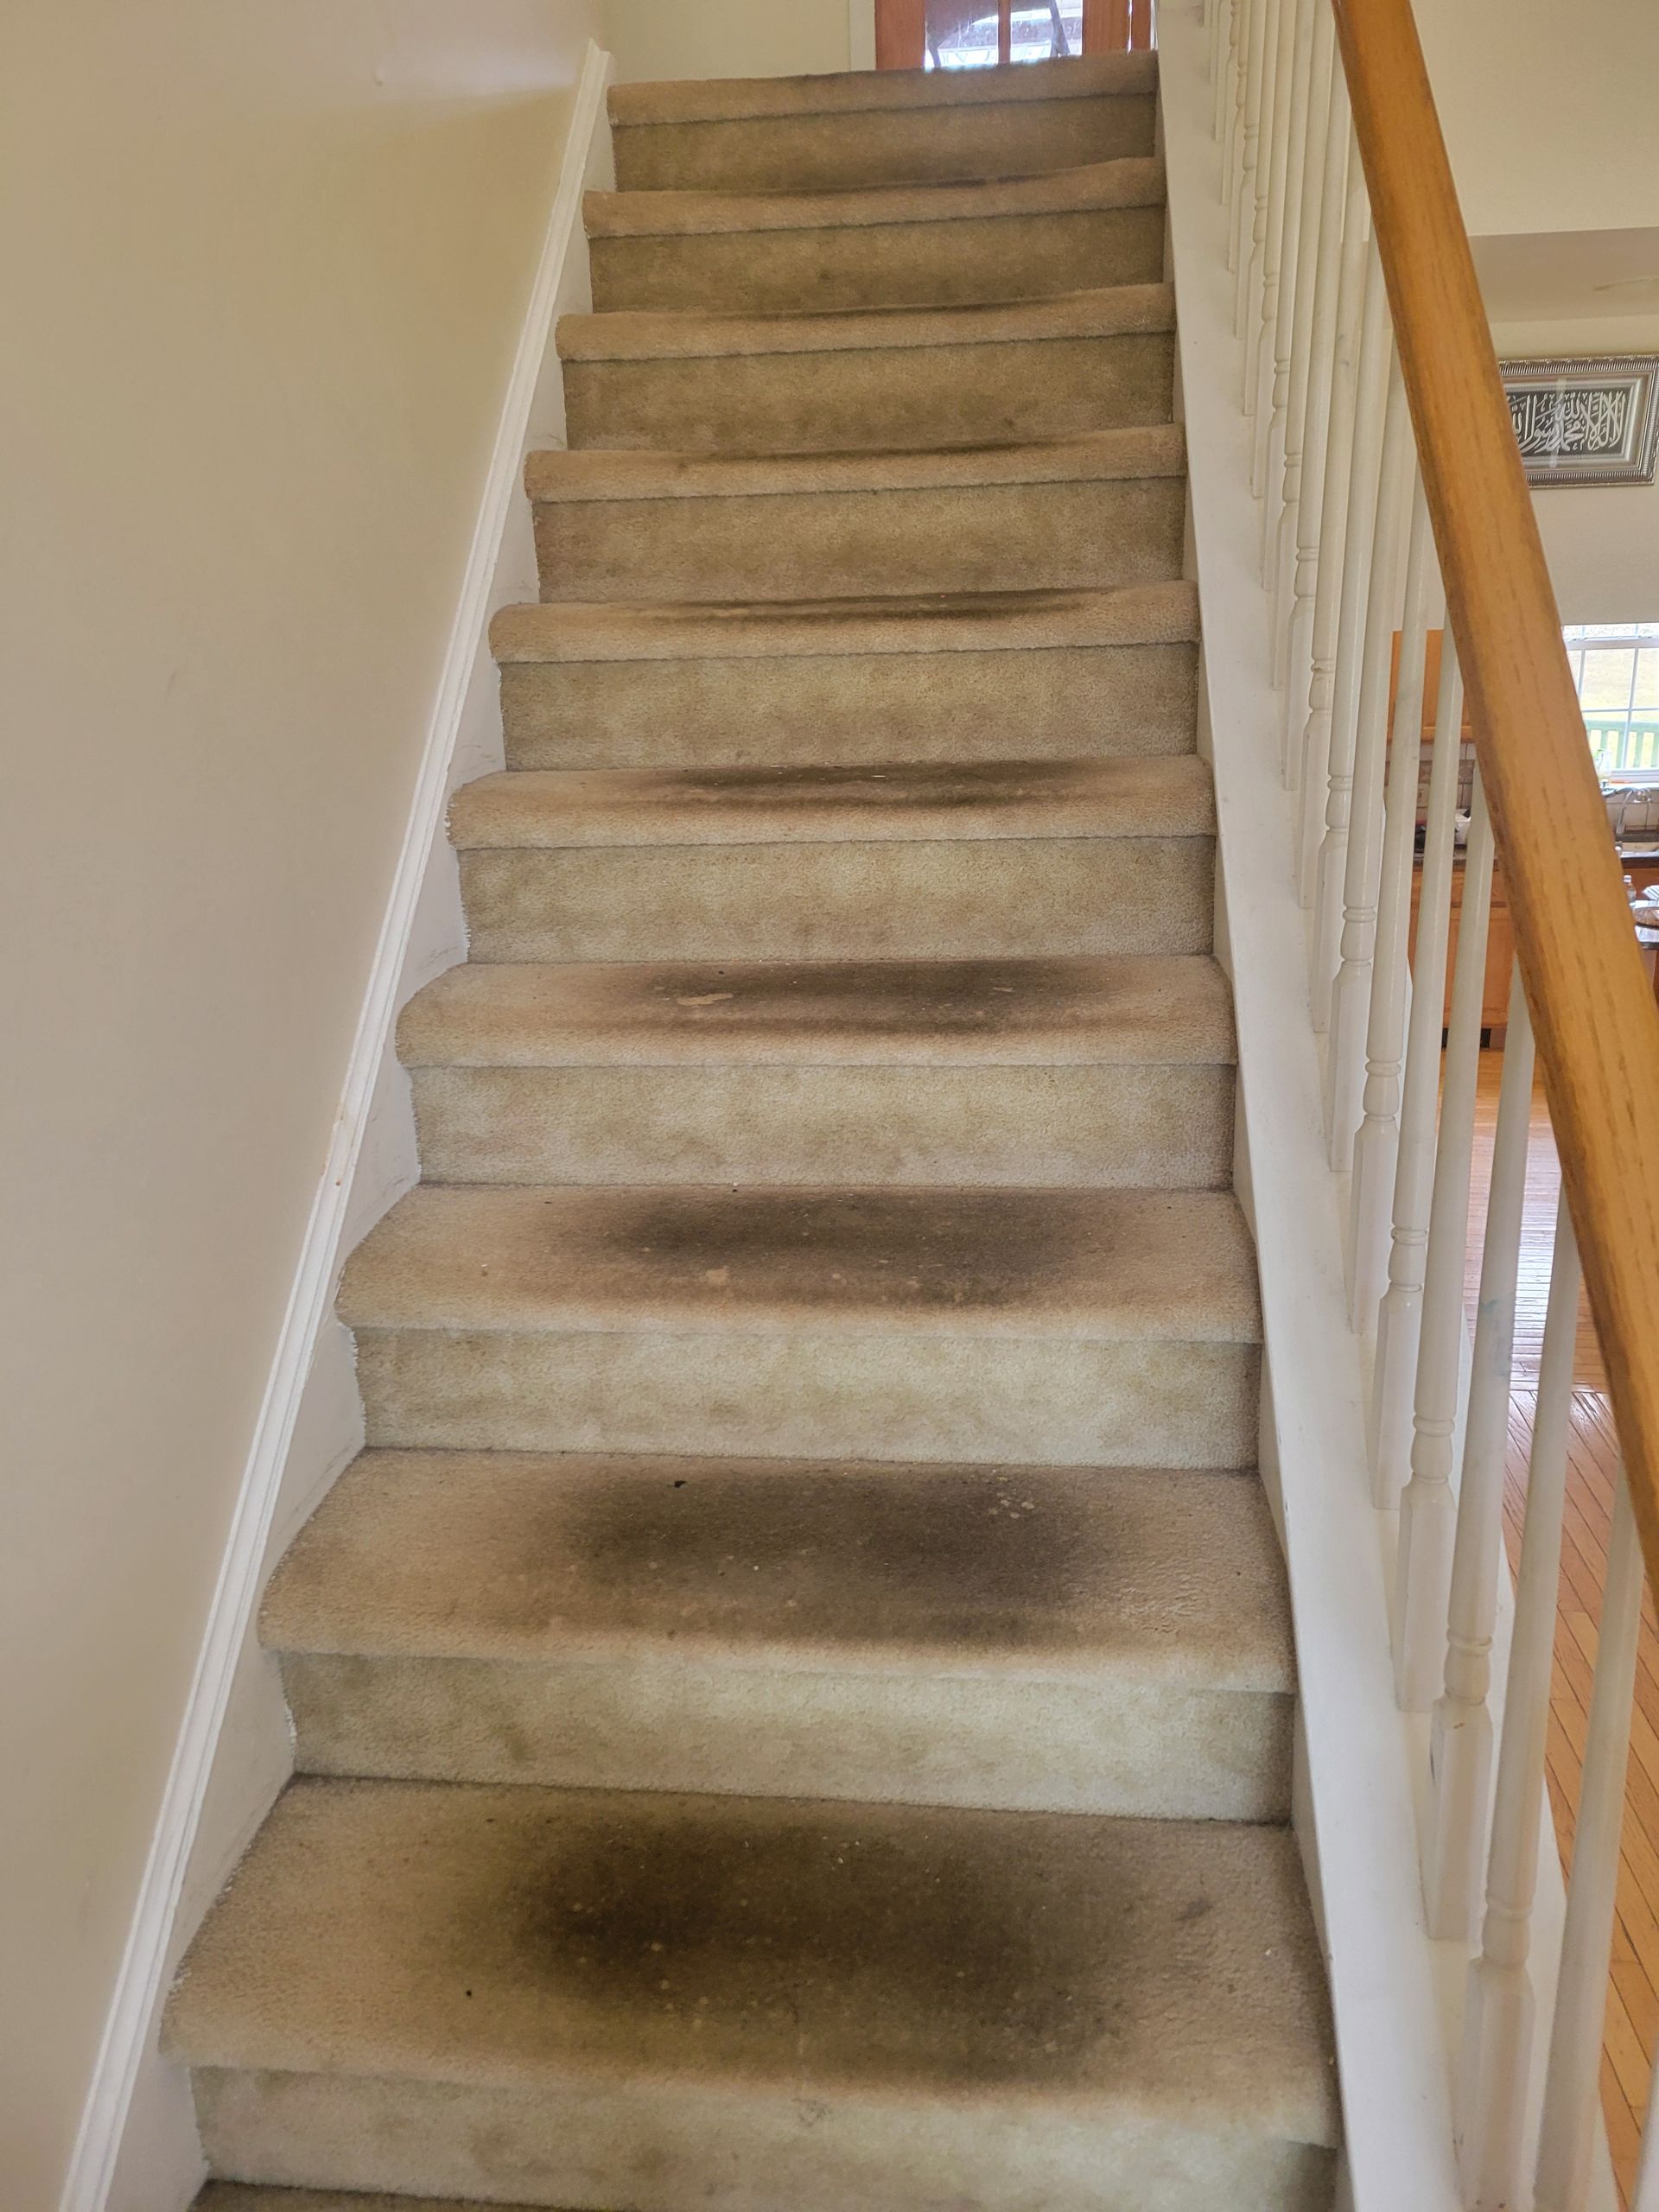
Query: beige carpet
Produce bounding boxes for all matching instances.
[173,48,1338,2212]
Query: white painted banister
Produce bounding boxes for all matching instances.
[1309,245,1390,1022]
[1234,0,1266,323]
[1295,149,1370,907]
[1196,2,1657,2194]
[1393,775,1494,1707]
[1458,1193,1582,2209]
[1256,0,1309,515]
[1423,967,1535,1942]
[1347,474,1432,1326]
[1269,0,1334,652]
[1370,631,1462,1501]
[1260,0,1313,564]
[1249,0,1299,486]
[1324,358,1412,1160]
[1224,0,1247,245]
[1280,56,1348,766]
[1243,0,1280,372]
[1211,0,1234,139]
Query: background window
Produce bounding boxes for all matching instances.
[924,3,1085,67]
[1565,623,1659,779]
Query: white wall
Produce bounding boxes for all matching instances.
[1491,313,1659,626]
[607,0,855,83]
[0,3,601,2205]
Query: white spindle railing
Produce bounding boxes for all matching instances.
[1294,133,1366,906]
[1458,1195,1580,2207]
[1370,630,1460,1492]
[1324,358,1411,1159]
[1346,474,1430,1325]
[1425,970,1534,1942]
[1394,779,1491,1709]
[1249,0,1295,488]
[1203,0,1655,2196]
[1309,245,1389,1021]
[1260,0,1312,556]
[1269,1,1331,645]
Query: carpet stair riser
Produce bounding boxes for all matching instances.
[408,1061,1234,1188]
[563,332,1173,455]
[499,642,1199,769]
[457,837,1214,963]
[534,476,1185,604]
[352,1328,1261,1467]
[589,204,1165,315]
[192,2064,1330,2212]
[283,1647,1291,1820]
[612,92,1157,195]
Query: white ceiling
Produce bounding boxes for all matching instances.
[1473,227,1659,323]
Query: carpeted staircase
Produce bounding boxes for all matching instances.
[168,50,1338,2212]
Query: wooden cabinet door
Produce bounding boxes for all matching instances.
[1408,861,1516,1039]
[874,0,928,67]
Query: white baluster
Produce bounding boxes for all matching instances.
[1458,1193,1582,2208]
[1296,130,1369,901]
[1240,0,1280,380]
[1535,1466,1643,2211]
[1325,362,1413,1158]
[1249,0,1301,492]
[1210,0,1230,127]
[1348,478,1433,1326]
[1631,2049,1659,2210]
[1393,774,1495,1694]
[1310,245,1391,1020]
[1224,0,1248,232]
[1370,638,1464,1503]
[1423,968,1535,1941]
[1268,0,1332,624]
[1232,0,1264,307]
[1279,49,1346,774]
[1238,0,1256,289]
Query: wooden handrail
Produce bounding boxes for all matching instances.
[1332,0,1659,1592]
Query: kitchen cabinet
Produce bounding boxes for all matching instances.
[1410,856,1659,1039]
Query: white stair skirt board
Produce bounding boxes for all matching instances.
[57,41,617,2212]
[1157,9,1616,2209]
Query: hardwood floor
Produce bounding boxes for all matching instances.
[1471,1046,1653,2198]
[1466,1046,1606,1391]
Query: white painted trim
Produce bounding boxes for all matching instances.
[1163,10,1459,2206]
[849,0,877,72]
[56,40,614,2212]
[1160,10,1615,2207]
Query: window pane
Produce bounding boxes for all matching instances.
[1634,646,1659,711]
[1013,2,1081,57]
[1579,647,1637,711]
[926,6,999,67]
[925,1,1081,64]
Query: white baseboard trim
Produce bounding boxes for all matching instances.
[56,39,614,2212]
[849,0,876,71]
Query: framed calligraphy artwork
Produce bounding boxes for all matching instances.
[1498,355,1659,488]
